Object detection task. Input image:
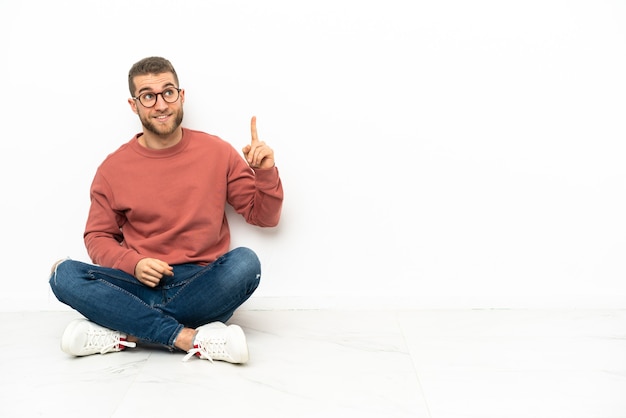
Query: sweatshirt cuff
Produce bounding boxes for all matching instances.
[253,166,280,187]
[115,252,143,277]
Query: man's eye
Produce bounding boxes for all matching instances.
[142,93,155,101]
[163,89,175,97]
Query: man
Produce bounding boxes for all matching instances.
[49,56,283,364]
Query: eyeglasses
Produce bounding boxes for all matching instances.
[132,87,181,108]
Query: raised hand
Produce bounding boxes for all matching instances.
[242,116,275,169]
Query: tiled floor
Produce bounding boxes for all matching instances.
[1,309,625,417]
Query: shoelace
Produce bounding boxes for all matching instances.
[85,328,137,354]
[182,336,228,362]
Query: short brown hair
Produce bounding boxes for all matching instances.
[128,56,179,96]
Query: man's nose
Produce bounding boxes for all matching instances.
[154,93,169,110]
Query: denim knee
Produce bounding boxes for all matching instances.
[231,247,261,274]
[48,259,77,303]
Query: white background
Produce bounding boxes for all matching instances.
[1,0,625,311]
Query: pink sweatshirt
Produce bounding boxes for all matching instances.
[84,128,283,276]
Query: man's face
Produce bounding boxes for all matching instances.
[129,72,185,137]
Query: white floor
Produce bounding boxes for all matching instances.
[1,309,625,418]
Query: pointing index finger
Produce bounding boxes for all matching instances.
[250,116,259,145]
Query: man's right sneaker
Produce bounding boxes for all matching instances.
[182,322,249,364]
[61,318,136,356]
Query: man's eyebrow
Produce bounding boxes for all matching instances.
[137,82,177,95]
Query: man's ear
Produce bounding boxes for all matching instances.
[128,98,139,114]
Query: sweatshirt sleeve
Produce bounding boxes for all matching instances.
[83,171,143,276]
[227,150,284,227]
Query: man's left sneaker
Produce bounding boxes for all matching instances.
[182,322,249,364]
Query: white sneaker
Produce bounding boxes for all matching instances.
[61,318,136,356]
[182,322,249,364]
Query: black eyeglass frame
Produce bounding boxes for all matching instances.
[132,87,182,108]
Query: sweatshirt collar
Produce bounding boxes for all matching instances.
[131,128,189,158]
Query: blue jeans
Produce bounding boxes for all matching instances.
[49,247,261,348]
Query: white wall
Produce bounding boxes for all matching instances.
[1,0,625,311]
